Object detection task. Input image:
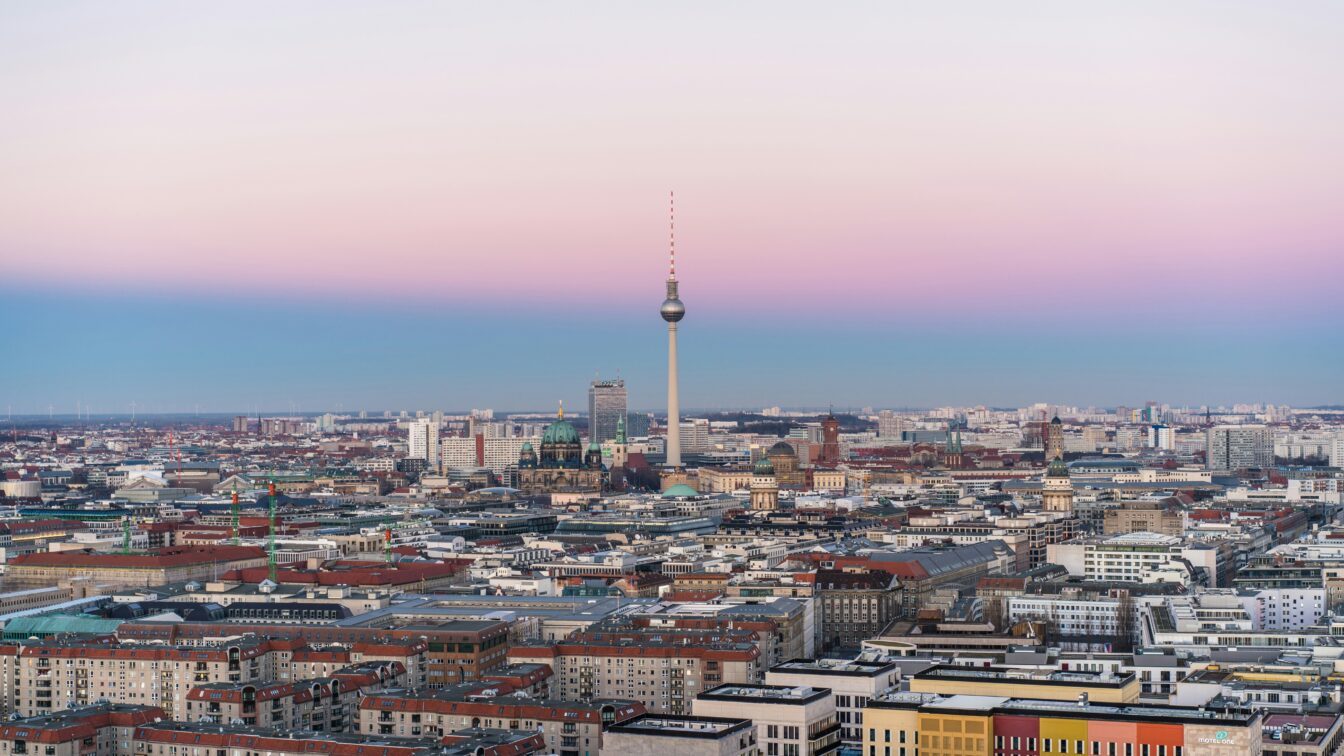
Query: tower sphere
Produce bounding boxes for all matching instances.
[661,297,685,322]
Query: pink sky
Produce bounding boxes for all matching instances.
[1,2,1341,315]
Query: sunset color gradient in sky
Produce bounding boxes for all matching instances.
[2,2,1341,411]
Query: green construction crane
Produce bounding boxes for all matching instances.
[231,491,240,546]
[267,482,278,583]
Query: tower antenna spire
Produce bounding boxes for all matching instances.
[669,190,676,280]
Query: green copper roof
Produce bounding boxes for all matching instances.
[1046,456,1070,478]
[754,457,775,475]
[541,419,580,445]
[662,483,700,498]
[2,615,124,641]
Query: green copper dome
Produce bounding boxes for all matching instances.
[754,457,775,475]
[662,483,700,498]
[1046,456,1070,478]
[541,419,581,445]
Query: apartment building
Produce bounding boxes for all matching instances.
[183,660,405,731]
[691,684,841,756]
[15,639,277,718]
[862,693,1261,756]
[766,659,899,745]
[184,679,346,730]
[360,689,644,756]
[285,641,428,688]
[508,635,761,715]
[601,715,758,756]
[116,619,508,688]
[0,703,161,756]
[132,721,545,756]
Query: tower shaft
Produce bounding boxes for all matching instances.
[666,321,681,468]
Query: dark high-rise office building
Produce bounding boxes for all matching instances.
[588,379,628,443]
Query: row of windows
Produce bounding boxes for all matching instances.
[994,736,1183,756]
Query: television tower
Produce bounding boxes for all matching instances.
[660,191,686,469]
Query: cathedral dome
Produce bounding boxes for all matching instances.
[753,457,775,475]
[541,420,581,446]
[767,441,797,458]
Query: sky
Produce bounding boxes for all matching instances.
[1,2,1342,413]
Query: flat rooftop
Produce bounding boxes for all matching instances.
[771,657,896,676]
[608,714,753,739]
[699,684,830,704]
[915,665,1135,687]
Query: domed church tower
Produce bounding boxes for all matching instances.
[539,401,583,468]
[518,402,604,495]
[1042,456,1074,513]
[750,456,779,511]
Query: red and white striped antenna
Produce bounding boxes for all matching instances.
[668,190,676,280]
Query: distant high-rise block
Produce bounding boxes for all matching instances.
[1206,425,1272,470]
[588,379,628,443]
[407,418,441,468]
